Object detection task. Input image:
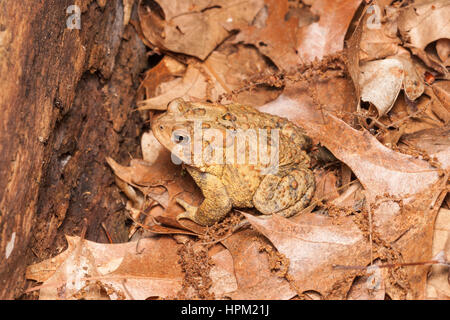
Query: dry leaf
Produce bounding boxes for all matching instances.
[436,38,450,66]
[383,91,442,137]
[202,43,281,106]
[138,43,280,110]
[331,182,365,209]
[136,55,186,103]
[221,228,296,299]
[400,127,450,169]
[431,80,450,121]
[141,131,167,165]
[102,236,183,299]
[138,0,264,60]
[360,58,404,115]
[209,248,238,297]
[346,260,387,300]
[27,231,244,299]
[295,0,362,64]
[234,0,361,71]
[426,208,450,299]
[37,239,104,300]
[260,89,438,197]
[107,131,204,234]
[27,236,184,300]
[398,0,450,51]
[258,78,445,298]
[242,212,371,299]
[26,237,77,283]
[359,4,401,62]
[359,56,424,115]
[314,169,340,202]
[138,64,211,110]
[398,0,450,74]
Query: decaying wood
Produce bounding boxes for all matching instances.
[0,0,147,299]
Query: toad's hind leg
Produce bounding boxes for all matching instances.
[253,167,315,218]
[176,167,232,226]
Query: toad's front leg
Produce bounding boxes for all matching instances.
[176,167,232,226]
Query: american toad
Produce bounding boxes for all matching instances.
[152,99,315,226]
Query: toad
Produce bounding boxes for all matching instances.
[152,99,315,226]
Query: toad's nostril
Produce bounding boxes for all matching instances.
[159,125,164,130]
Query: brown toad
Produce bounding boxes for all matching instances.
[151,99,315,226]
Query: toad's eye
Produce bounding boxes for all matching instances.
[159,125,164,130]
[172,131,190,144]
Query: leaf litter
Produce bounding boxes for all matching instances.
[27,0,449,299]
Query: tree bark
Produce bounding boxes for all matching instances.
[0,0,147,299]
